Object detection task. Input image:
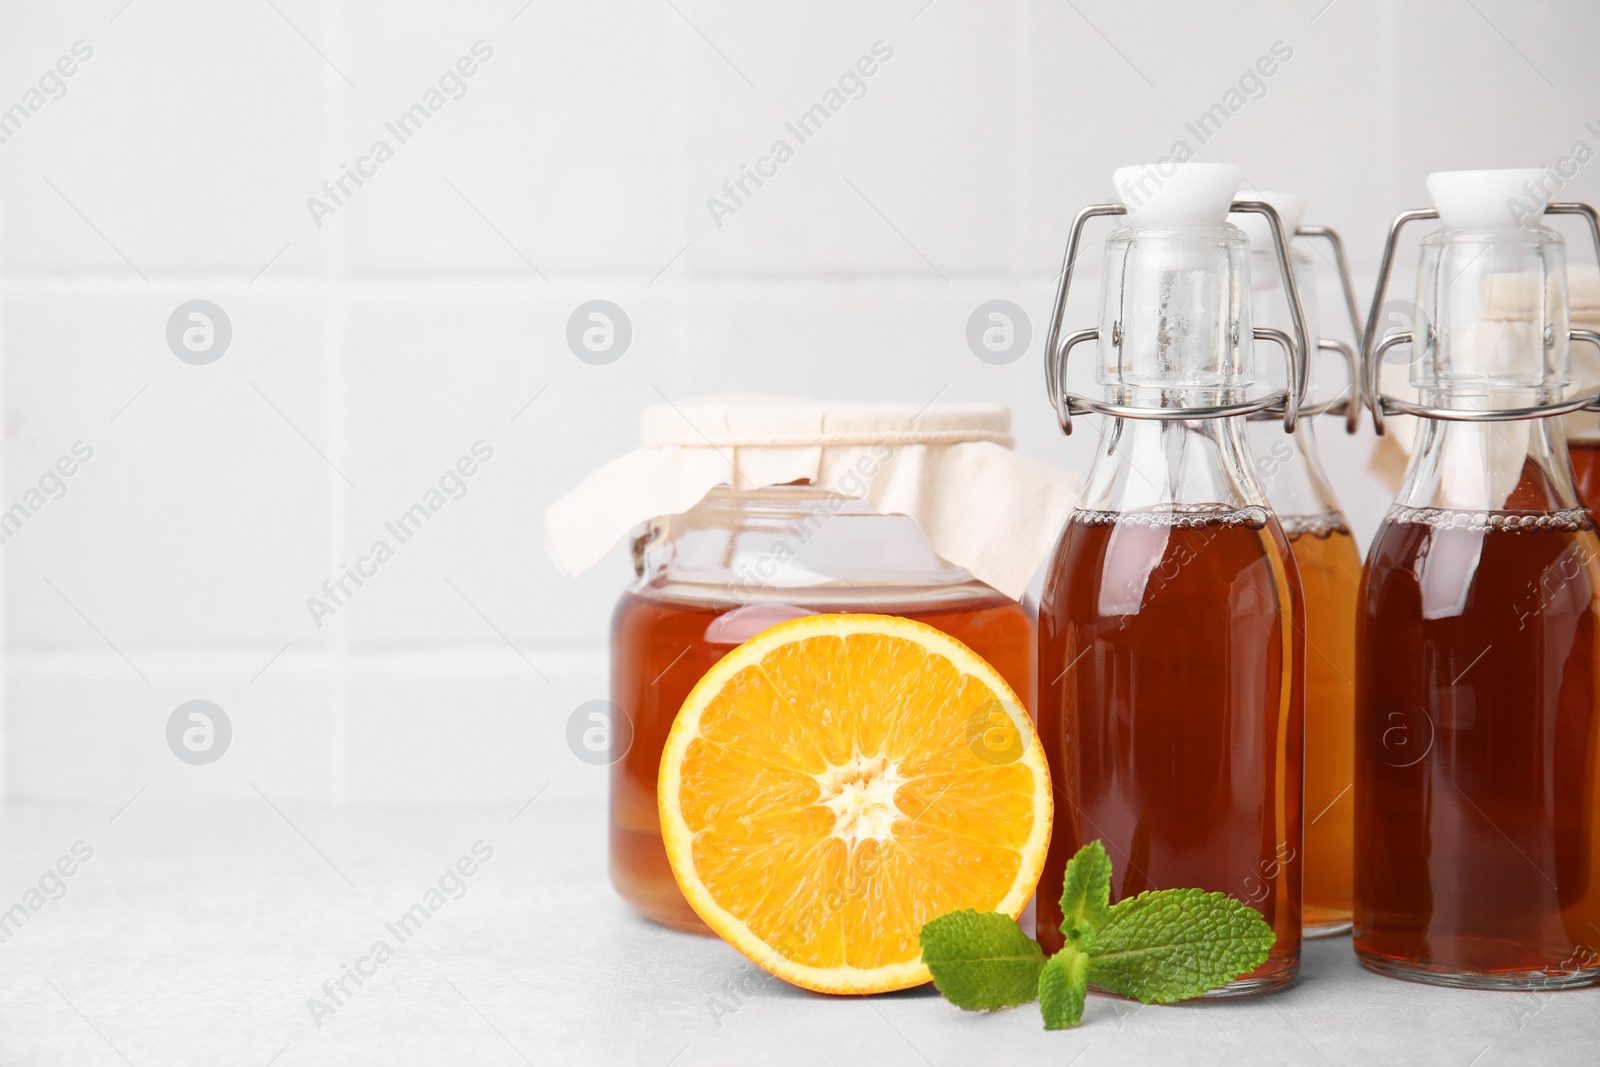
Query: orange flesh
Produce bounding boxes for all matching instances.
[660,617,1051,992]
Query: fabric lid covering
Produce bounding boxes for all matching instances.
[544,396,1082,599]
[1371,264,1600,487]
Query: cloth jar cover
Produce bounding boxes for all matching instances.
[544,397,1082,600]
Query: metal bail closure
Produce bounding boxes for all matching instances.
[1362,196,1600,435]
[1241,220,1365,435]
[1043,199,1311,435]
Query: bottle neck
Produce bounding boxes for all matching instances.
[1246,418,1344,522]
[1079,416,1272,515]
[1397,411,1582,513]
[1096,224,1254,400]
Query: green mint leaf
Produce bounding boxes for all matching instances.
[918,909,1045,1011]
[1084,888,1275,1004]
[921,844,1277,1029]
[1037,945,1091,1030]
[1057,841,1112,944]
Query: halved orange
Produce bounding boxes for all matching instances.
[657,613,1051,994]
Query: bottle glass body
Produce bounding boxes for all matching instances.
[1038,415,1305,994]
[610,486,1034,933]
[1355,412,1600,987]
[1246,241,1359,937]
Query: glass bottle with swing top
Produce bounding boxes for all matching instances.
[1356,171,1600,988]
[1036,163,1307,994]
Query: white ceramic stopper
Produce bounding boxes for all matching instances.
[1112,163,1243,226]
[1426,169,1548,229]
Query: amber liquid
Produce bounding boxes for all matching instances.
[1284,519,1360,936]
[1572,440,1600,508]
[1037,506,1304,993]
[1355,507,1600,985]
[611,587,1035,933]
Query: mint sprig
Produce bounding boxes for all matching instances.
[917,841,1276,1030]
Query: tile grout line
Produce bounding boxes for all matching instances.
[325,0,353,805]
[0,186,6,800]
[0,271,1091,288]
[3,643,610,659]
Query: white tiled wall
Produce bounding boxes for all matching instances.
[3,0,1598,805]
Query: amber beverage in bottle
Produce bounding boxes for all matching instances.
[1037,163,1305,993]
[1284,517,1360,932]
[1358,498,1600,982]
[1038,500,1304,992]
[1354,171,1600,988]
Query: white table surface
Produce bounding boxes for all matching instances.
[0,799,1594,1066]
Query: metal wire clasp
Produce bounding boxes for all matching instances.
[1043,201,1311,435]
[1262,225,1364,435]
[1361,201,1600,435]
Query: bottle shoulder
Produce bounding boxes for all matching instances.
[1363,507,1600,621]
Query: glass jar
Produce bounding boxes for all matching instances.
[611,485,1035,932]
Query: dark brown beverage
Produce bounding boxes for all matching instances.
[1355,505,1600,986]
[1037,504,1304,993]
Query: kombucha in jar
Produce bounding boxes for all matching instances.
[1354,171,1600,988]
[1037,163,1305,993]
[545,400,1075,934]
[611,494,1034,932]
[1236,193,1363,937]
